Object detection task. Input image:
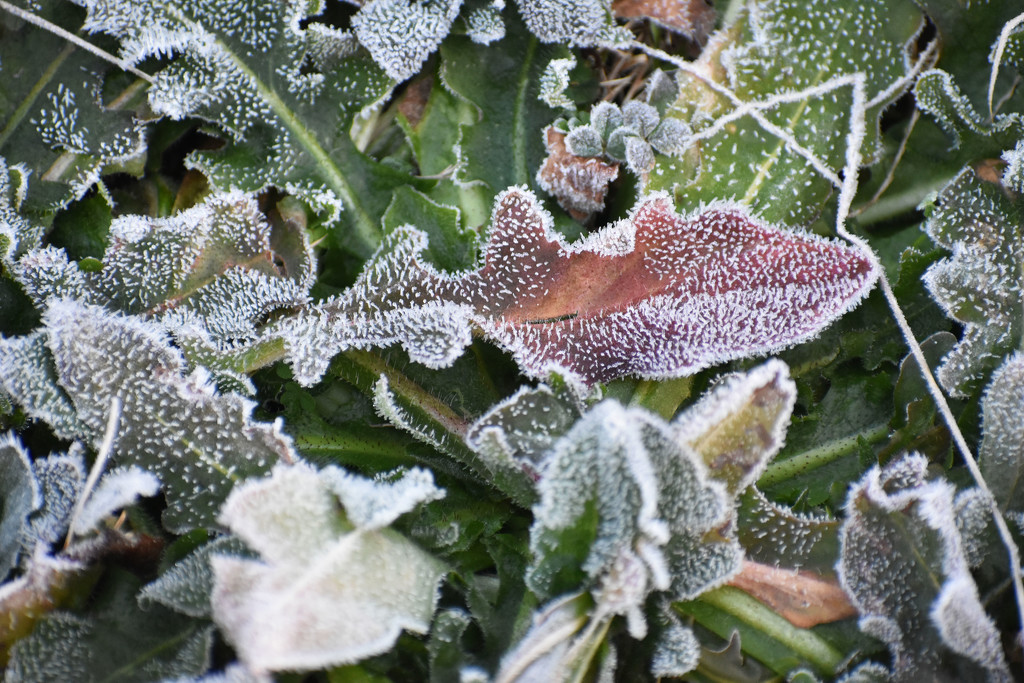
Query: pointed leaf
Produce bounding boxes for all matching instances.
[211,463,446,672]
[139,536,250,619]
[353,0,461,82]
[284,187,877,387]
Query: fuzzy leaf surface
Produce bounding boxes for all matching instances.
[649,0,923,226]
[837,454,1011,682]
[922,159,1024,396]
[0,433,39,580]
[33,300,294,532]
[211,463,446,672]
[78,0,406,254]
[284,187,877,386]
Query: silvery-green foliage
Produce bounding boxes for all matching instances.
[563,88,690,176]
[914,69,1024,149]
[921,153,1024,396]
[140,536,251,619]
[979,353,1024,514]
[0,158,40,263]
[24,448,85,548]
[352,0,462,82]
[837,453,1011,682]
[516,0,631,47]
[538,56,578,110]
[6,588,215,682]
[0,331,86,440]
[70,466,160,537]
[211,463,447,672]
[8,300,296,532]
[0,432,40,580]
[649,614,701,678]
[464,0,506,44]
[527,399,741,627]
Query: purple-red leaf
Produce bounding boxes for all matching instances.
[285,188,878,386]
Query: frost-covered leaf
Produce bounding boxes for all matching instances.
[0,158,41,262]
[25,448,86,547]
[465,0,506,44]
[284,187,877,387]
[528,398,741,613]
[77,0,404,255]
[0,432,40,579]
[493,592,591,683]
[650,615,700,677]
[649,0,925,226]
[610,0,716,40]
[921,161,1024,396]
[538,56,578,110]
[0,6,146,217]
[517,0,631,46]
[727,560,855,629]
[536,126,619,219]
[979,353,1024,514]
[441,15,568,194]
[837,453,1011,682]
[6,572,214,682]
[140,536,250,619]
[211,463,446,672]
[70,466,160,536]
[353,0,461,82]
[674,359,795,495]
[913,69,1024,152]
[736,488,838,573]
[38,300,294,532]
[0,331,88,440]
[465,374,587,470]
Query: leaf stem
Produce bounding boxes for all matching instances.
[758,422,890,488]
[685,586,844,675]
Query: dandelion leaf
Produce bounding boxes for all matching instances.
[77,0,406,255]
[6,573,214,682]
[921,160,1024,396]
[41,300,295,532]
[0,331,87,440]
[353,0,461,82]
[837,453,1011,682]
[649,0,924,227]
[211,463,446,672]
[284,187,877,388]
[0,432,40,580]
[913,69,1024,153]
[0,4,145,217]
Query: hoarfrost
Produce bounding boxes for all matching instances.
[517,0,632,47]
[465,0,506,44]
[837,453,1011,682]
[538,57,578,110]
[70,466,160,536]
[284,186,877,387]
[211,463,446,672]
[140,536,251,619]
[0,432,41,579]
[352,0,462,82]
[25,449,86,548]
[979,353,1024,513]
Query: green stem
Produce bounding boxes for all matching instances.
[758,422,889,488]
[688,587,844,675]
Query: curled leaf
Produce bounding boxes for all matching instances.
[536,127,620,219]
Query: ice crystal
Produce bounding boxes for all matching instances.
[0,332,87,441]
[914,70,1024,149]
[211,463,446,672]
[0,158,40,262]
[838,453,1011,682]
[922,162,1024,396]
[465,0,506,44]
[24,449,86,548]
[35,300,296,532]
[353,0,462,82]
[284,186,877,387]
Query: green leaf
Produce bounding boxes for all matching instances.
[0,432,40,579]
[382,185,476,272]
[78,0,410,255]
[837,453,1011,681]
[211,463,447,672]
[979,353,1024,515]
[0,4,146,218]
[921,157,1024,396]
[34,300,295,532]
[6,570,214,682]
[649,0,924,227]
[441,12,566,196]
[139,535,251,619]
